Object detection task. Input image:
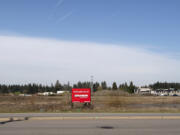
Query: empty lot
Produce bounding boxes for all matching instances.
[1,91,180,113]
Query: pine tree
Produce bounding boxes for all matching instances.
[112,82,117,90]
[101,81,107,90]
[55,80,62,92]
[93,82,100,92]
[129,81,135,93]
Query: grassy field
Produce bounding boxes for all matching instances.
[1,91,180,113]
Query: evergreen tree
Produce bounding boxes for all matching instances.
[77,81,83,88]
[93,82,100,92]
[128,81,135,93]
[55,80,62,92]
[112,82,117,90]
[101,81,107,90]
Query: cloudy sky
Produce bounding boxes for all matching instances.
[0,0,180,86]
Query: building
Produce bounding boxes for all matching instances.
[135,87,152,95]
[38,92,55,96]
[152,89,180,96]
[57,91,65,95]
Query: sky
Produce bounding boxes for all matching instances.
[0,0,180,86]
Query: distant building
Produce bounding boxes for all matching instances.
[19,94,32,97]
[136,87,152,94]
[136,87,180,96]
[57,91,65,95]
[152,89,180,96]
[38,92,55,96]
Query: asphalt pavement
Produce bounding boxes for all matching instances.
[1,113,180,135]
[1,118,180,135]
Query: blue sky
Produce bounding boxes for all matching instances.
[0,0,180,52]
[0,0,180,85]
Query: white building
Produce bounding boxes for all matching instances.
[38,92,55,96]
[57,91,65,95]
[152,89,180,96]
[136,87,152,94]
[136,87,180,96]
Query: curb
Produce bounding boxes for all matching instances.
[1,116,180,121]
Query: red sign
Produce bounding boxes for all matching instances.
[72,88,91,103]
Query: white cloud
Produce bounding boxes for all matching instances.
[0,35,180,86]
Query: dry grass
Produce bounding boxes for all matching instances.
[1,91,180,113]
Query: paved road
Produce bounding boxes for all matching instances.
[1,119,180,135]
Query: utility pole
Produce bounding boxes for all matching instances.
[90,76,93,94]
[67,81,70,91]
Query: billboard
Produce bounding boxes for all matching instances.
[72,88,91,103]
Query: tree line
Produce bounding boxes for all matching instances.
[0,80,137,94]
[149,82,180,90]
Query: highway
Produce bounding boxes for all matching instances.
[1,113,180,135]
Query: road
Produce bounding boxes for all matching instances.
[1,113,180,135]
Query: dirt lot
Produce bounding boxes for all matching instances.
[1,91,180,113]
